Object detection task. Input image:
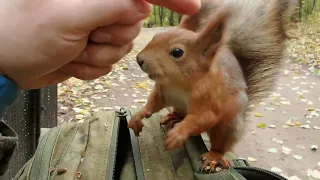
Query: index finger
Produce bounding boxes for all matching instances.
[145,0,201,15]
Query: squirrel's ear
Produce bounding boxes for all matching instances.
[196,4,233,57]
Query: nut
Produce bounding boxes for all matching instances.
[57,168,67,175]
[76,172,82,179]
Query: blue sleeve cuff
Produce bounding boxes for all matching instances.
[0,75,19,118]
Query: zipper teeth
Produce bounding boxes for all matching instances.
[110,112,120,180]
[127,110,145,180]
[234,166,288,180]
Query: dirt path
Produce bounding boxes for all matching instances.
[58,28,320,179]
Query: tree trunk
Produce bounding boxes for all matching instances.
[312,0,317,12]
[169,11,174,26]
[158,7,163,26]
[299,0,302,19]
[153,6,157,24]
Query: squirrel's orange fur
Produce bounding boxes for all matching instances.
[128,0,297,172]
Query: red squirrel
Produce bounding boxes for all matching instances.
[128,0,297,172]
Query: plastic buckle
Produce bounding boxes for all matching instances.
[232,158,251,167]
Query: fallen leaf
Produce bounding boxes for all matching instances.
[101,107,114,110]
[293,155,302,160]
[307,169,320,179]
[94,84,104,90]
[282,146,292,155]
[73,108,84,113]
[288,176,301,180]
[301,124,311,129]
[295,122,302,126]
[268,124,277,129]
[254,112,264,117]
[311,145,318,151]
[271,167,283,173]
[268,148,278,153]
[257,123,266,129]
[282,125,290,129]
[264,107,276,111]
[132,81,152,91]
[75,114,84,120]
[260,102,266,105]
[91,95,102,100]
[248,157,258,162]
[133,99,147,103]
[60,106,68,110]
[280,101,291,105]
[310,111,320,117]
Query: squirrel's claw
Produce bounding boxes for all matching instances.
[200,151,231,173]
[160,112,182,125]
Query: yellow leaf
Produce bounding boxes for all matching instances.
[122,64,129,70]
[132,82,152,91]
[254,112,264,117]
[257,123,266,129]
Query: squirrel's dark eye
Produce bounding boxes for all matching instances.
[170,48,184,58]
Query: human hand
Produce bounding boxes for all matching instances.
[0,0,200,89]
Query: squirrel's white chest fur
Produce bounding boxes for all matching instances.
[163,87,189,112]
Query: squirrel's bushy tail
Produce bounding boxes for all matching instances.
[226,0,298,105]
[180,0,298,106]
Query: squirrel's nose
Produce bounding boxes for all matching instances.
[136,56,144,67]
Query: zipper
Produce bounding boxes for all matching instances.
[117,108,145,180]
[232,158,288,180]
[106,111,120,180]
[234,166,288,180]
[114,108,287,180]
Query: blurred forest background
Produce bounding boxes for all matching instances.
[142,0,320,27]
[142,0,320,75]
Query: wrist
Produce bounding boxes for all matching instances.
[0,75,19,118]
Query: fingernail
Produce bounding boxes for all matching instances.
[135,0,152,14]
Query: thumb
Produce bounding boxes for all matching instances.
[69,0,151,31]
[145,0,201,15]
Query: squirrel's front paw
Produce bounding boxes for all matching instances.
[128,115,145,136]
[128,109,153,136]
[165,124,189,150]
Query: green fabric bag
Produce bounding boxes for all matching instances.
[12,108,287,180]
[0,120,19,176]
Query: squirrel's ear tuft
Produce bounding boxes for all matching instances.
[197,3,233,57]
